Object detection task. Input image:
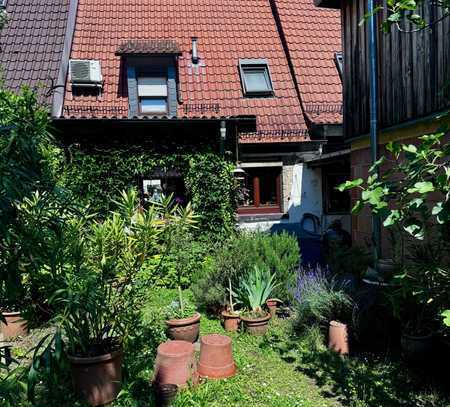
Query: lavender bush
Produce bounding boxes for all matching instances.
[292,264,354,333]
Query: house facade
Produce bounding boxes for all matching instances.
[1,0,349,238]
[316,0,450,249]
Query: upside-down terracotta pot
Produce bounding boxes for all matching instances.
[266,299,280,318]
[1,311,28,340]
[221,311,240,332]
[153,340,196,388]
[67,348,123,406]
[198,334,236,379]
[166,312,201,343]
[240,313,271,336]
[328,321,349,355]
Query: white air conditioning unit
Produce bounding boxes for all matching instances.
[69,59,103,87]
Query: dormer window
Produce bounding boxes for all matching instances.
[239,59,274,97]
[138,76,168,114]
[116,39,181,118]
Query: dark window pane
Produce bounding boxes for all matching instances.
[326,173,350,213]
[240,167,280,208]
[259,171,278,206]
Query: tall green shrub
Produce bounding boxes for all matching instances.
[192,231,300,311]
[0,86,59,307]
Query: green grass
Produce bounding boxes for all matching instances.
[114,288,339,407]
[174,317,338,407]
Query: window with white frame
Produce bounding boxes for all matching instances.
[137,76,168,114]
[239,59,274,97]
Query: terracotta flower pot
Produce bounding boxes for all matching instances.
[221,311,240,332]
[198,334,236,379]
[1,311,28,340]
[166,312,201,343]
[153,340,196,388]
[266,299,280,318]
[67,348,123,406]
[328,321,349,355]
[240,312,271,336]
[401,331,434,363]
[154,383,178,406]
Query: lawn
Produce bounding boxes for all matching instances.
[113,288,340,407]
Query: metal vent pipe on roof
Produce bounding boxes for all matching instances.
[191,37,199,64]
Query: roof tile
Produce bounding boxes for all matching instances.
[63,0,308,142]
[0,0,70,105]
[274,0,343,125]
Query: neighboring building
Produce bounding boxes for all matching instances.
[0,0,74,107]
[316,0,450,248]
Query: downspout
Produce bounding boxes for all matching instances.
[368,0,382,264]
[51,0,79,118]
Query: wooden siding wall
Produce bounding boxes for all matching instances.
[342,0,450,139]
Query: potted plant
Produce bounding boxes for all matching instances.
[165,293,201,343]
[163,212,201,343]
[237,265,277,336]
[293,265,354,354]
[327,286,354,355]
[0,288,28,340]
[221,277,241,332]
[28,190,197,406]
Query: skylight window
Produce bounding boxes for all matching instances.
[239,59,274,97]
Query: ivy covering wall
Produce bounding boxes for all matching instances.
[62,146,237,236]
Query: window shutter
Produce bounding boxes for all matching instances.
[138,77,168,97]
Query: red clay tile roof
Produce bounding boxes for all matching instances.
[0,0,70,104]
[63,0,309,142]
[116,39,181,56]
[274,0,343,125]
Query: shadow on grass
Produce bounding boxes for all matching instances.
[261,330,450,407]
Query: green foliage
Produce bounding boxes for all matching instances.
[63,147,236,236]
[265,324,450,407]
[28,190,197,357]
[0,365,27,407]
[185,152,237,236]
[236,265,277,314]
[0,86,59,309]
[386,240,450,335]
[165,299,197,320]
[362,0,450,33]
[293,266,354,332]
[326,243,371,279]
[339,131,450,241]
[442,310,450,327]
[192,231,300,312]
